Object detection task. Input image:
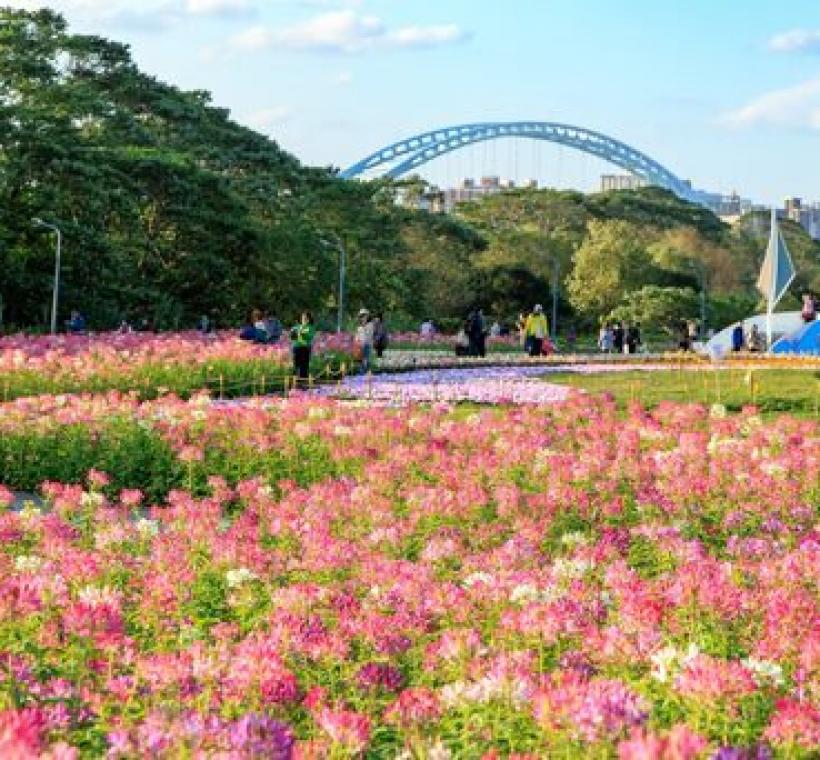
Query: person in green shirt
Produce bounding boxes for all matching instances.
[290,311,315,382]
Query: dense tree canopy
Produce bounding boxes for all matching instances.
[0,9,480,329]
[1,9,817,333]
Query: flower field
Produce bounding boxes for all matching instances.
[0,332,354,402]
[0,387,817,757]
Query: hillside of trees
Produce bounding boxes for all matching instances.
[2,9,818,333]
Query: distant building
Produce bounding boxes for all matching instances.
[401,177,535,213]
[600,174,647,192]
[713,192,753,225]
[783,197,820,240]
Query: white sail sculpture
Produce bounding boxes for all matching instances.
[757,209,796,349]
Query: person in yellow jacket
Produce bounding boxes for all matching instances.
[524,304,549,356]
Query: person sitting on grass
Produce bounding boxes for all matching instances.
[239,311,257,342]
[263,311,283,344]
[66,310,87,335]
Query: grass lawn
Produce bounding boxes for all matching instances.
[545,367,820,417]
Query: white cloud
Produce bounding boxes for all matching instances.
[230,9,468,53]
[768,28,820,54]
[275,10,384,52]
[720,77,820,130]
[230,24,276,51]
[332,71,353,85]
[6,0,255,29]
[387,24,465,48]
[244,106,293,131]
[185,0,254,16]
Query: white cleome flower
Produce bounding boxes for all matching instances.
[743,657,785,687]
[225,567,258,589]
[136,518,159,538]
[14,555,43,573]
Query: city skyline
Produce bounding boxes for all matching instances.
[8,0,820,202]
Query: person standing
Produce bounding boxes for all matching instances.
[731,322,744,352]
[598,323,613,353]
[290,311,315,382]
[420,319,435,340]
[524,304,549,357]
[468,308,487,358]
[355,308,375,373]
[372,312,388,358]
[566,325,577,353]
[627,323,641,354]
[748,324,764,353]
[802,292,817,323]
[517,311,530,353]
[687,320,699,347]
[612,322,625,354]
[455,322,471,356]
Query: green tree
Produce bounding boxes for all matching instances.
[566,219,658,320]
[609,286,700,335]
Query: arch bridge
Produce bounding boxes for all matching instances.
[340,121,718,207]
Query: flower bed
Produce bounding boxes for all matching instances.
[386,332,520,351]
[375,350,820,373]
[0,331,354,401]
[313,366,574,405]
[0,394,817,757]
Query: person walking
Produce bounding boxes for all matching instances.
[372,312,388,358]
[355,308,375,373]
[290,311,315,383]
[524,304,549,357]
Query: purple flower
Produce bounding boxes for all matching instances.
[229,714,294,759]
[357,662,405,692]
[712,745,773,760]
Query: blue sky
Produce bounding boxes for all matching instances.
[9,0,820,202]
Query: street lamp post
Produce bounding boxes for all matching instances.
[33,218,62,335]
[551,259,560,343]
[690,260,707,337]
[320,235,346,333]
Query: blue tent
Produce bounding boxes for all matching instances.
[772,320,820,355]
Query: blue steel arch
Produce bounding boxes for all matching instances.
[341,121,713,204]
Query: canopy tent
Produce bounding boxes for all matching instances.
[757,210,796,348]
[701,312,804,357]
[772,320,820,355]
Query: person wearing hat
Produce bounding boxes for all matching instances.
[355,308,375,373]
[524,304,549,357]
